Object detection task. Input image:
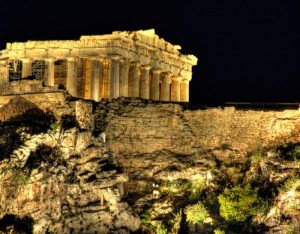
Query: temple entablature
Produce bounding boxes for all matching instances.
[0,29,197,102]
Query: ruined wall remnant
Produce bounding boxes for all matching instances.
[93,99,300,157]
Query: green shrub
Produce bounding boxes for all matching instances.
[251,148,265,165]
[161,178,189,194]
[190,174,206,191]
[185,201,209,225]
[11,169,30,186]
[188,175,207,201]
[218,184,267,222]
[214,229,225,234]
[156,223,168,234]
[140,212,151,224]
[50,123,60,132]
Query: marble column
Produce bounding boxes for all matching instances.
[100,58,110,99]
[180,79,190,102]
[22,58,32,78]
[45,58,55,87]
[129,62,140,97]
[98,58,104,100]
[151,69,161,101]
[160,73,172,102]
[119,60,129,97]
[109,56,120,99]
[91,59,100,101]
[66,58,77,97]
[140,66,151,99]
[170,76,181,102]
[0,61,9,83]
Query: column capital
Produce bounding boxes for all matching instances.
[171,76,183,82]
[89,57,100,61]
[21,58,31,63]
[131,61,140,67]
[152,68,162,74]
[141,65,151,71]
[45,57,55,62]
[181,78,191,83]
[66,57,77,62]
[119,58,130,65]
[161,73,172,84]
[110,55,123,61]
[97,56,106,62]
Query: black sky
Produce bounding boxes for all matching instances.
[1,0,300,104]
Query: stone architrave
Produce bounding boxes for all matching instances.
[90,59,100,101]
[161,73,172,102]
[0,61,9,83]
[140,66,151,99]
[45,58,55,87]
[170,76,181,102]
[22,58,32,78]
[119,60,129,97]
[67,58,78,97]
[151,69,161,101]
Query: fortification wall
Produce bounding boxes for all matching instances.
[100,101,300,157]
[184,107,300,153]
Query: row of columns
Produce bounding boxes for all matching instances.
[0,57,191,102]
[109,59,190,102]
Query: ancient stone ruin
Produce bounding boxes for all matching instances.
[0,29,197,102]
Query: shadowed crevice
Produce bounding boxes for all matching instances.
[0,214,34,234]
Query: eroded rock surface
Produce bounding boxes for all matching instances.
[0,98,139,233]
[0,96,300,233]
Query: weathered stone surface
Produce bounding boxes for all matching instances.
[0,92,70,121]
[1,96,300,232]
[75,100,94,130]
[0,107,140,233]
[93,99,300,157]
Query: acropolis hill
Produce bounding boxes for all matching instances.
[0,29,197,102]
[0,31,299,233]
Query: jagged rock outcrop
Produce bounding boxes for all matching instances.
[0,98,140,233]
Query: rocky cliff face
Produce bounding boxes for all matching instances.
[0,95,299,233]
[94,98,300,233]
[0,97,139,233]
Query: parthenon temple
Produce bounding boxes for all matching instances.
[0,29,198,102]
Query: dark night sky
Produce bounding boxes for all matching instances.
[1,0,300,104]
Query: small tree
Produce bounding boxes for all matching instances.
[218,184,266,222]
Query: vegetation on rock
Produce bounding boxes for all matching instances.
[185,201,210,225]
[218,184,267,222]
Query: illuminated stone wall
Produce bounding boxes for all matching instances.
[0,30,197,102]
[94,100,300,157]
